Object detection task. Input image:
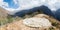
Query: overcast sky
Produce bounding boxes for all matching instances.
[0,0,60,12]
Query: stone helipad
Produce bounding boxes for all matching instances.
[23,17,52,28]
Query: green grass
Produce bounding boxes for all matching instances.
[0,15,14,26]
[0,15,23,26]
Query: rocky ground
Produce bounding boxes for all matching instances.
[0,7,60,30]
[0,13,60,30]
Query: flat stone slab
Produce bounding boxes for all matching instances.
[23,17,52,28]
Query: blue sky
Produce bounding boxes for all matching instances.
[3,0,19,9]
[0,0,60,12]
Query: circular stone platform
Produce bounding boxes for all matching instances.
[23,17,52,28]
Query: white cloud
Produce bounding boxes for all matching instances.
[0,0,19,12]
[0,0,3,5]
[45,0,60,11]
[17,0,46,10]
[13,0,17,4]
[0,0,8,7]
[0,0,60,15]
[0,0,45,11]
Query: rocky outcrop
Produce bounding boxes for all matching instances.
[23,17,52,29]
[0,14,52,30]
[0,14,60,30]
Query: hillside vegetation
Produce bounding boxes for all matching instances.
[0,7,60,30]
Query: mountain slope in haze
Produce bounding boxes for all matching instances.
[0,7,9,20]
[0,7,10,25]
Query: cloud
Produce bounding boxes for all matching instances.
[0,0,9,8]
[0,0,46,11]
[0,0,19,12]
[13,0,18,4]
[46,0,60,11]
[0,0,9,11]
[17,0,46,10]
[0,0,60,15]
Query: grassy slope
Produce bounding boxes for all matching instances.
[0,8,60,30]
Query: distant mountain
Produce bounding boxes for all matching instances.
[14,5,60,21]
[14,5,54,17]
[55,9,60,21]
